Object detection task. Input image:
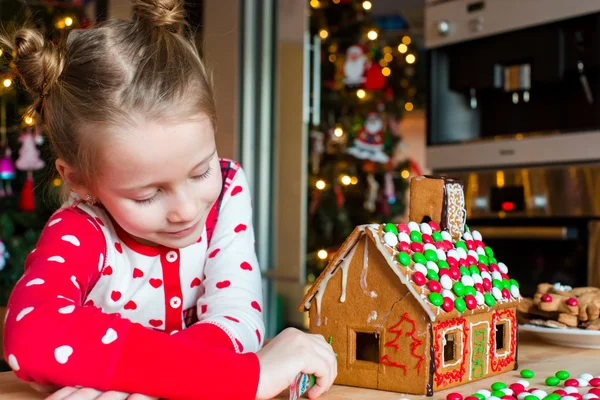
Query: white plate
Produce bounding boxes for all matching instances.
[519,324,600,349]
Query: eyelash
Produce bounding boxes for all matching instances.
[134,167,213,206]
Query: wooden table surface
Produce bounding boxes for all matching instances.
[0,332,598,399]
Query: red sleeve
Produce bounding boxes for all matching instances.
[3,207,259,399]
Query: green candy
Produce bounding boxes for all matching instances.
[424,249,438,262]
[453,282,466,297]
[545,376,561,386]
[492,279,503,289]
[484,293,496,307]
[427,269,440,282]
[478,255,489,265]
[520,369,535,378]
[472,394,485,400]
[525,396,539,400]
[438,260,450,270]
[456,241,468,251]
[555,370,570,380]
[384,223,398,235]
[491,382,507,391]
[465,224,469,231]
[410,230,423,243]
[429,292,443,307]
[413,252,427,265]
[432,231,443,242]
[489,256,497,265]
[485,246,494,257]
[398,252,411,266]
[492,391,505,398]
[454,298,467,313]
[510,279,520,288]
[545,394,561,400]
[465,286,476,296]
[469,265,480,276]
[502,279,511,290]
[460,266,471,276]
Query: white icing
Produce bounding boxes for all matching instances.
[441,231,452,242]
[463,232,473,241]
[339,243,359,303]
[461,275,475,287]
[408,221,420,232]
[492,271,503,281]
[468,250,479,259]
[414,263,428,275]
[498,262,508,274]
[442,289,455,300]
[424,243,436,252]
[420,222,433,235]
[383,232,399,247]
[398,232,411,243]
[472,230,482,241]
[472,274,483,285]
[456,247,467,259]
[367,310,378,323]
[492,287,503,301]
[426,261,439,273]
[437,249,447,261]
[440,275,453,290]
[359,236,377,299]
[445,182,467,239]
[510,285,520,298]
[469,321,490,380]
[441,325,463,368]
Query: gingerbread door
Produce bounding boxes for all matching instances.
[469,321,489,381]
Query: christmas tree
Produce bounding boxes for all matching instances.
[305,0,426,283]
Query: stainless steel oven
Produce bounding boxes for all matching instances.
[445,164,600,297]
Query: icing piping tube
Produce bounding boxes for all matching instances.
[289,337,336,399]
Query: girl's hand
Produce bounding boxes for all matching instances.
[255,327,337,400]
[39,386,158,400]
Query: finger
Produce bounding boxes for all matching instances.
[96,391,130,400]
[46,387,80,400]
[302,353,332,399]
[31,382,61,394]
[128,395,159,400]
[62,388,103,400]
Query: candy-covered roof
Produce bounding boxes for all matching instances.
[300,221,521,322]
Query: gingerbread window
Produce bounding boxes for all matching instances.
[443,333,457,363]
[355,331,380,363]
[495,322,507,353]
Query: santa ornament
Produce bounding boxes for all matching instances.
[15,128,46,211]
[347,112,389,163]
[343,45,367,86]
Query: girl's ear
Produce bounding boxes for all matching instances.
[55,158,92,199]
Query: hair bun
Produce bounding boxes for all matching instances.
[133,0,187,33]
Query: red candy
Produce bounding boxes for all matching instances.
[459,258,468,267]
[413,272,427,286]
[502,288,511,299]
[589,388,600,396]
[478,263,489,273]
[466,255,477,266]
[466,240,476,251]
[411,242,424,253]
[450,266,461,280]
[428,221,440,232]
[541,294,553,303]
[398,242,411,253]
[465,295,477,310]
[565,379,580,387]
[439,269,450,277]
[446,393,463,400]
[474,283,484,293]
[428,280,442,293]
[571,394,582,400]
[510,383,526,394]
[501,396,515,400]
[435,241,446,250]
[567,297,579,307]
[447,257,458,269]
[475,240,485,249]
[490,264,500,272]
[590,378,600,387]
[553,390,567,396]
[443,240,453,251]
[465,397,480,400]
[483,278,492,291]
[397,224,410,235]
[442,297,454,312]
[422,234,434,244]
[501,273,509,280]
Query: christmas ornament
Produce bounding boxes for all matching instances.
[363,63,386,91]
[0,239,8,271]
[16,128,46,212]
[347,112,389,163]
[0,147,16,197]
[343,45,367,86]
[310,130,325,175]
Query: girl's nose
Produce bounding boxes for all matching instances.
[166,191,197,224]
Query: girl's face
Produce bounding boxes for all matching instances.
[94,115,222,249]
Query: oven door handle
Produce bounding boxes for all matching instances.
[471,226,577,240]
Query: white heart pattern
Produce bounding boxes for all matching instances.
[7,354,19,371]
[48,256,65,263]
[58,305,75,314]
[61,235,80,247]
[48,218,62,227]
[70,276,80,290]
[101,328,118,345]
[16,307,34,322]
[54,345,73,364]
[25,278,45,287]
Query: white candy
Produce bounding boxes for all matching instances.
[516,379,530,388]
[399,232,411,243]
[477,390,491,398]
[481,271,492,281]
[510,285,520,298]
[498,262,508,274]
[414,263,428,275]
[517,392,529,400]
[577,379,589,387]
[488,397,501,400]
[440,275,453,290]
[564,387,579,394]
[472,230,482,241]
[477,247,486,255]
[461,275,475,287]
[438,250,447,261]
[492,271,503,281]
[408,222,420,232]
[456,247,467,260]
[442,289,455,300]
[583,394,599,400]
[562,396,577,400]
[579,373,594,381]
[424,243,437,252]
[427,261,439,273]
[530,390,547,399]
[441,231,452,241]
[420,222,433,235]
[492,287,503,301]
[468,250,479,259]
[383,232,399,247]
[463,231,473,241]
[472,274,483,285]
[447,250,459,260]
[500,388,514,396]
[475,291,484,305]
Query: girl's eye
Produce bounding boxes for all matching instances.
[192,166,212,181]
[134,193,159,206]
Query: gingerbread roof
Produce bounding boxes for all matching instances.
[299,222,521,322]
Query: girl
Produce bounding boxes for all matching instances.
[0,0,337,399]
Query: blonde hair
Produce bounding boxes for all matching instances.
[0,0,216,199]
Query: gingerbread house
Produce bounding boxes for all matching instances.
[298,176,521,395]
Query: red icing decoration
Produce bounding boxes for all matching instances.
[398,242,412,253]
[413,272,427,286]
[565,379,579,387]
[447,393,463,400]
[489,309,517,372]
[379,313,425,376]
[428,280,442,293]
[422,234,433,244]
[567,297,579,306]
[428,221,440,231]
[541,294,553,303]
[397,224,410,235]
[411,242,424,253]
[465,295,477,310]
[442,297,454,312]
[434,317,468,387]
[589,378,600,387]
